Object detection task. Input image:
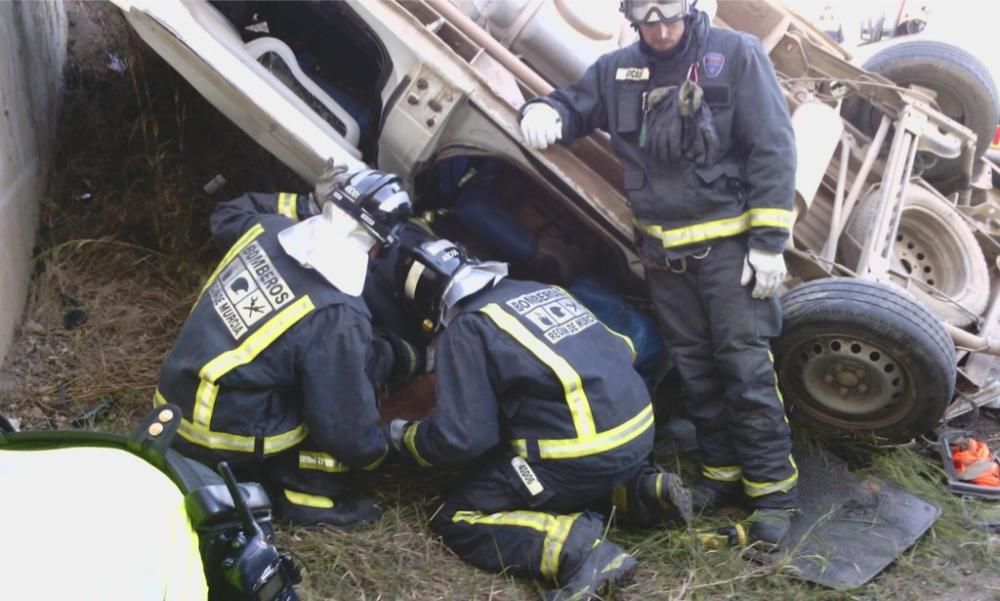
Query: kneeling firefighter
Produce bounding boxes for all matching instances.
[384,233,693,601]
[155,163,420,529]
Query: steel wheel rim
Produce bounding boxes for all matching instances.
[785,334,915,429]
[892,206,969,298]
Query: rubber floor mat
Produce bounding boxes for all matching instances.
[754,446,940,590]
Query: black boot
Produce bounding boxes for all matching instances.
[277,493,383,530]
[639,467,694,527]
[690,479,742,515]
[747,508,794,549]
[545,540,637,601]
[613,465,693,528]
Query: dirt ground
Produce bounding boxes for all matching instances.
[4,3,1000,600]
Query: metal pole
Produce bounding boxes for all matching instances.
[821,133,853,262]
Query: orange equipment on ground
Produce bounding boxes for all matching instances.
[950,437,1000,487]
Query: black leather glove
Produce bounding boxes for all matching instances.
[376,331,426,392]
[640,85,684,165]
[677,79,719,167]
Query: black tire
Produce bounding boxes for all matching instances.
[840,184,990,326]
[774,278,955,442]
[843,40,1000,180]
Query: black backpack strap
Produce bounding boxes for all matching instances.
[127,403,182,472]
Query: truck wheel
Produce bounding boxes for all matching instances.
[774,278,955,442]
[840,184,989,326]
[843,41,999,180]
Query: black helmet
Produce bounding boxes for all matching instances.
[395,236,507,335]
[620,0,690,24]
[328,169,413,246]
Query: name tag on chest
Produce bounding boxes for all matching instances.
[616,67,649,81]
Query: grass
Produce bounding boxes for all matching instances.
[3,12,1000,601]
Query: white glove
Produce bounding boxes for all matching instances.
[388,418,410,452]
[519,103,563,150]
[740,248,787,299]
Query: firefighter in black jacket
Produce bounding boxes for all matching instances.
[155,167,416,528]
[519,0,798,545]
[384,235,692,601]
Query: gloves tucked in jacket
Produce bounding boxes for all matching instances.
[640,81,718,167]
[678,80,719,167]
[519,103,563,150]
[740,248,787,299]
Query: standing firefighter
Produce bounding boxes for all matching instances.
[518,0,798,545]
[385,235,693,600]
[155,165,417,528]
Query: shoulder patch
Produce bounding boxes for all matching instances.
[616,67,650,81]
[208,240,296,339]
[703,52,726,78]
[504,287,597,344]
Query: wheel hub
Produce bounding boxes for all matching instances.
[795,337,907,416]
[893,207,966,299]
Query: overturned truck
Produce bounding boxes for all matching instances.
[112,0,1000,442]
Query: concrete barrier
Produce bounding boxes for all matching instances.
[0,1,67,366]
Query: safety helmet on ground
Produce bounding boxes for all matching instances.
[620,0,690,24]
[395,236,507,335]
[328,169,413,246]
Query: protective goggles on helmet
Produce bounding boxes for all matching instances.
[620,0,689,24]
[327,169,413,247]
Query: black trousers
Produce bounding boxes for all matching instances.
[431,452,671,585]
[646,237,797,508]
[177,437,362,510]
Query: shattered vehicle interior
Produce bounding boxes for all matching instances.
[110,0,1000,444]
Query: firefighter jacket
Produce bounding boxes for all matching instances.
[526,10,796,261]
[399,279,654,476]
[155,192,390,470]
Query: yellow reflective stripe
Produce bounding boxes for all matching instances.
[189,295,314,429]
[362,444,390,472]
[284,489,334,509]
[703,465,742,482]
[511,439,528,457]
[195,223,265,304]
[638,208,793,249]
[193,379,219,428]
[200,295,315,383]
[750,208,795,229]
[404,422,432,468]
[743,455,799,498]
[277,193,299,221]
[481,304,596,437]
[155,390,308,454]
[768,351,790,425]
[299,451,350,473]
[451,511,578,580]
[605,325,636,361]
[545,513,575,579]
[654,473,672,512]
[602,551,633,575]
[535,404,653,460]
